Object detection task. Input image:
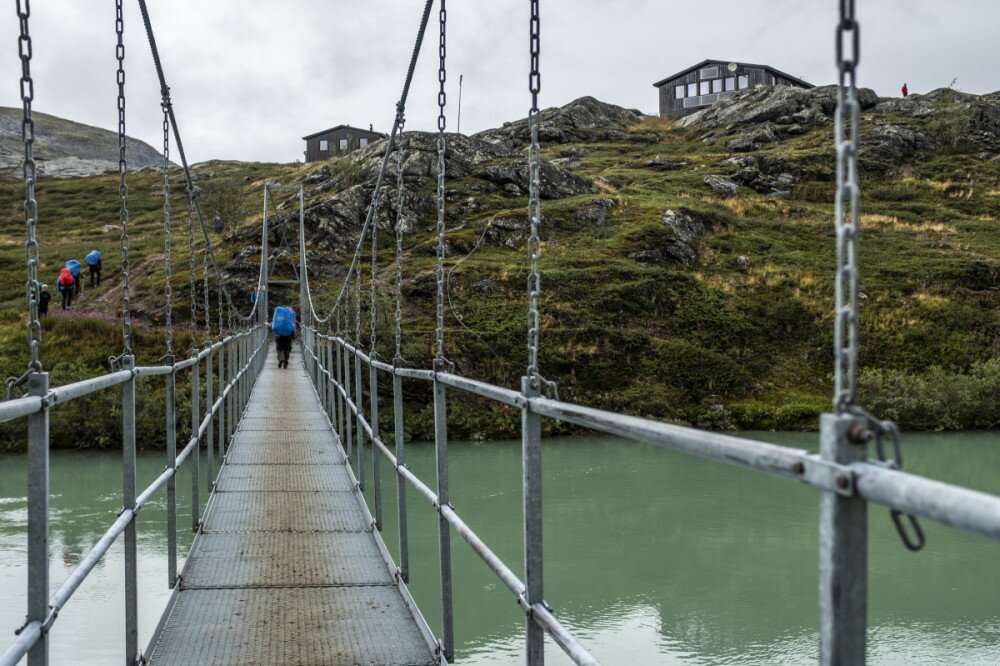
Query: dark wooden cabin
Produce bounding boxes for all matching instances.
[302,124,385,162]
[653,59,813,117]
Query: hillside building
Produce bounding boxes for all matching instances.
[653,59,812,117]
[302,124,385,162]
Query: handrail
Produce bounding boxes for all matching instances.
[0,325,269,666]
[304,328,1000,666]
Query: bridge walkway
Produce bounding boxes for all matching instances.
[146,347,438,665]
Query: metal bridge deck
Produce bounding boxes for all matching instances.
[146,349,437,666]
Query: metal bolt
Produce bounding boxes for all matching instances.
[847,423,874,445]
[791,461,804,474]
[836,474,850,490]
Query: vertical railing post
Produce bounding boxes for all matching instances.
[165,358,177,588]
[327,336,335,419]
[344,340,354,459]
[393,372,409,582]
[227,337,235,441]
[370,360,383,530]
[336,338,345,449]
[217,338,226,461]
[522,378,544,666]
[191,356,200,533]
[26,371,49,666]
[355,350,365,492]
[205,346,214,492]
[433,375,454,662]
[319,333,327,409]
[819,413,868,665]
[121,356,138,666]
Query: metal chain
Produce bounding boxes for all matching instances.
[162,105,174,357]
[218,273,224,340]
[370,182,380,357]
[434,0,448,364]
[833,0,861,412]
[187,203,198,346]
[16,0,41,374]
[394,124,406,364]
[203,238,211,344]
[115,0,133,357]
[355,246,362,346]
[525,0,554,397]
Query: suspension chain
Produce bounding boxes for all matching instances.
[370,182,379,356]
[833,0,861,412]
[187,203,198,347]
[115,0,133,357]
[434,0,448,365]
[162,105,174,358]
[203,238,211,344]
[16,1,41,375]
[394,123,406,364]
[525,0,554,396]
[355,246,362,346]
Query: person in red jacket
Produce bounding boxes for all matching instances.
[902,83,908,97]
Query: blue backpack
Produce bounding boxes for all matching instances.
[85,250,101,266]
[66,259,81,278]
[272,307,295,336]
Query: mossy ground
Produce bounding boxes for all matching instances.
[1,109,998,450]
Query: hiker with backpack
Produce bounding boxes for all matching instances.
[57,267,75,309]
[38,285,51,316]
[66,259,82,296]
[86,250,102,287]
[272,306,296,369]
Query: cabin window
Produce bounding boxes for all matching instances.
[738,75,749,89]
[699,81,711,95]
[725,77,736,91]
[339,139,348,150]
[675,85,685,99]
[712,79,724,93]
[699,66,719,79]
[360,138,369,147]
[319,140,328,151]
[687,83,697,97]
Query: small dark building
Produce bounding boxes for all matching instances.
[653,59,812,117]
[302,124,385,163]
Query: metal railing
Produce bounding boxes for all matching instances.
[301,326,1000,666]
[0,325,268,666]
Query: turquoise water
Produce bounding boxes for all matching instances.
[1,432,999,664]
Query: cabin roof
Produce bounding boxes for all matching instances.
[302,124,387,141]
[652,59,813,89]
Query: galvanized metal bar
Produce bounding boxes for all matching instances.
[26,372,49,666]
[371,358,394,373]
[438,371,523,407]
[0,621,40,666]
[165,360,177,588]
[327,335,335,419]
[205,345,214,492]
[335,338,343,439]
[48,509,133,613]
[344,340,354,459]
[121,356,139,666]
[370,361,383,530]
[433,377,454,661]
[133,365,173,376]
[394,366,435,381]
[173,355,199,371]
[531,605,601,666]
[355,353,365,490]
[218,337,226,461]
[135,468,173,509]
[393,374,409,582]
[0,394,43,424]
[522,378,544,666]
[191,357,200,533]
[819,413,867,665]
[47,369,132,406]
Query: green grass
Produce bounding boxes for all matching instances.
[1,109,998,449]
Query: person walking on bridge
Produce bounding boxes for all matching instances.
[272,305,296,369]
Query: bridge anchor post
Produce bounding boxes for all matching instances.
[26,371,49,666]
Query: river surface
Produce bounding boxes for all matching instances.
[1,432,998,665]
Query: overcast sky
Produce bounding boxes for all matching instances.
[3,0,996,164]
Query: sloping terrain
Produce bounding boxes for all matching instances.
[0,106,168,178]
[1,88,999,449]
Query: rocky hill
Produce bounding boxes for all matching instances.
[1,87,999,450]
[0,106,168,178]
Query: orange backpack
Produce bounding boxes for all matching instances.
[58,268,74,287]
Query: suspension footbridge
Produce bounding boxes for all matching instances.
[4,0,1000,665]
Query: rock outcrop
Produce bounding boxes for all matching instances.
[677,85,879,130]
[474,96,644,149]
